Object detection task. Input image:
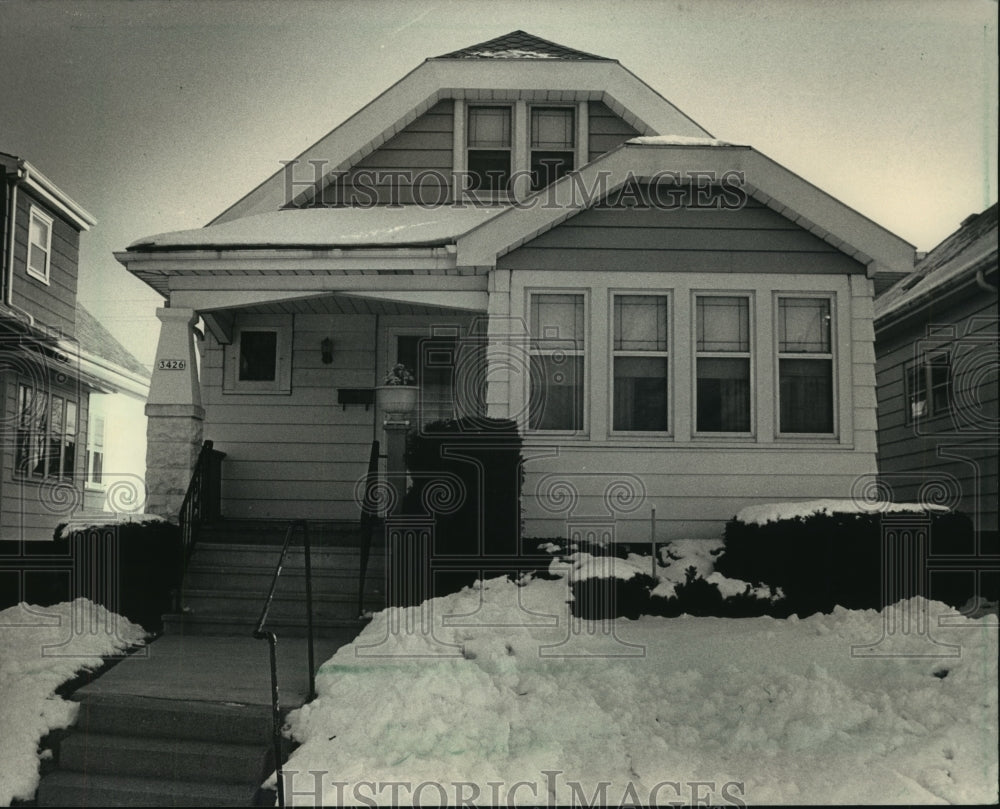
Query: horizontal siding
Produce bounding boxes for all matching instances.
[498,195,866,274]
[588,101,640,163]
[8,189,80,338]
[318,100,454,206]
[875,289,998,531]
[521,444,877,541]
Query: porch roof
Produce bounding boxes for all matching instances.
[127,205,506,252]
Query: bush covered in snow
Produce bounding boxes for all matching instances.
[717,503,979,616]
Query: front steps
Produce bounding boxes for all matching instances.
[37,694,277,807]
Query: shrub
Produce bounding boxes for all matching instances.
[0,520,181,632]
[716,508,976,615]
[570,573,658,620]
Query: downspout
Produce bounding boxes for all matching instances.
[5,164,37,327]
[976,269,998,294]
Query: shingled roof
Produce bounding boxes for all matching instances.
[75,305,151,379]
[434,30,612,61]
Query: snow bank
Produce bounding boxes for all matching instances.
[0,600,146,806]
[628,135,738,147]
[736,499,948,527]
[556,551,651,583]
[277,576,997,805]
[55,514,166,539]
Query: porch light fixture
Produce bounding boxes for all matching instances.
[320,337,334,364]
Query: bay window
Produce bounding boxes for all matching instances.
[467,106,512,193]
[777,297,834,434]
[695,295,752,433]
[529,293,585,431]
[612,294,669,432]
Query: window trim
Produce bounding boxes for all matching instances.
[26,205,54,285]
[526,289,589,435]
[223,315,293,395]
[773,293,838,438]
[608,290,672,436]
[692,291,756,437]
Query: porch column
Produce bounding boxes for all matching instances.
[485,269,513,419]
[144,307,204,521]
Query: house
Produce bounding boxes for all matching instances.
[1,152,150,542]
[116,31,915,542]
[874,204,998,553]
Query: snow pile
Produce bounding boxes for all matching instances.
[278,575,997,805]
[652,540,776,601]
[555,551,652,583]
[628,135,738,147]
[736,499,948,526]
[0,600,146,806]
[55,514,166,539]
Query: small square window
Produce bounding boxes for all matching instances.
[27,206,53,284]
[238,331,278,381]
[224,316,292,394]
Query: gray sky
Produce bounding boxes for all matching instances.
[1,0,997,366]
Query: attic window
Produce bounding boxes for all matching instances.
[530,107,574,190]
[467,106,511,193]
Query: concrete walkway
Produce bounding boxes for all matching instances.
[78,630,361,707]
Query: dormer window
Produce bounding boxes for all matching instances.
[467,105,512,193]
[530,107,575,190]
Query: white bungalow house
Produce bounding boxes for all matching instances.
[117,31,914,542]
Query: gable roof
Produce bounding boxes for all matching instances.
[208,32,710,226]
[75,305,151,381]
[875,203,998,323]
[455,138,916,276]
[434,30,612,61]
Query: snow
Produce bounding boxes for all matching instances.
[628,135,738,147]
[55,514,166,539]
[276,573,997,805]
[128,206,506,250]
[0,599,146,806]
[469,49,558,59]
[735,499,948,526]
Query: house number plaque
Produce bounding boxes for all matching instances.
[157,359,186,370]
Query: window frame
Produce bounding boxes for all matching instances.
[774,293,838,438]
[223,315,293,395]
[692,291,755,437]
[85,413,107,490]
[528,104,576,192]
[609,290,672,436]
[15,383,78,481]
[904,348,951,425]
[465,104,514,197]
[526,289,589,435]
[26,205,54,285]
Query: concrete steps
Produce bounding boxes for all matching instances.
[36,693,278,807]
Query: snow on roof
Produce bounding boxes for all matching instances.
[875,203,998,322]
[735,499,948,526]
[435,30,612,61]
[627,135,739,147]
[128,206,507,251]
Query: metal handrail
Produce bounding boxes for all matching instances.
[252,519,315,809]
[357,439,381,616]
[178,440,225,570]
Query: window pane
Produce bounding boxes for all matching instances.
[906,361,927,421]
[614,356,668,431]
[531,108,574,149]
[63,401,77,479]
[779,358,833,433]
[31,391,49,476]
[529,152,573,190]
[239,330,277,381]
[29,215,49,246]
[529,354,583,430]
[697,297,749,352]
[16,385,31,473]
[696,357,750,431]
[928,353,951,415]
[466,151,510,193]
[779,298,831,353]
[615,296,668,351]
[49,396,64,477]
[468,107,511,148]
[531,294,584,343]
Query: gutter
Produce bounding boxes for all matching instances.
[4,167,34,326]
[976,269,998,294]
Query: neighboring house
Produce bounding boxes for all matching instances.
[1,152,150,541]
[117,31,915,541]
[875,204,998,549]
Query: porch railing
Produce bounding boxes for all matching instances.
[357,439,381,616]
[253,519,315,809]
[178,439,225,570]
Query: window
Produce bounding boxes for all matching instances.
[27,206,53,283]
[224,316,292,394]
[775,297,835,434]
[905,350,951,424]
[612,295,669,432]
[529,293,585,431]
[530,107,574,190]
[86,415,106,487]
[467,106,511,194]
[695,295,751,433]
[15,384,77,479]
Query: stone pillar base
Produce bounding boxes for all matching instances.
[145,404,205,522]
